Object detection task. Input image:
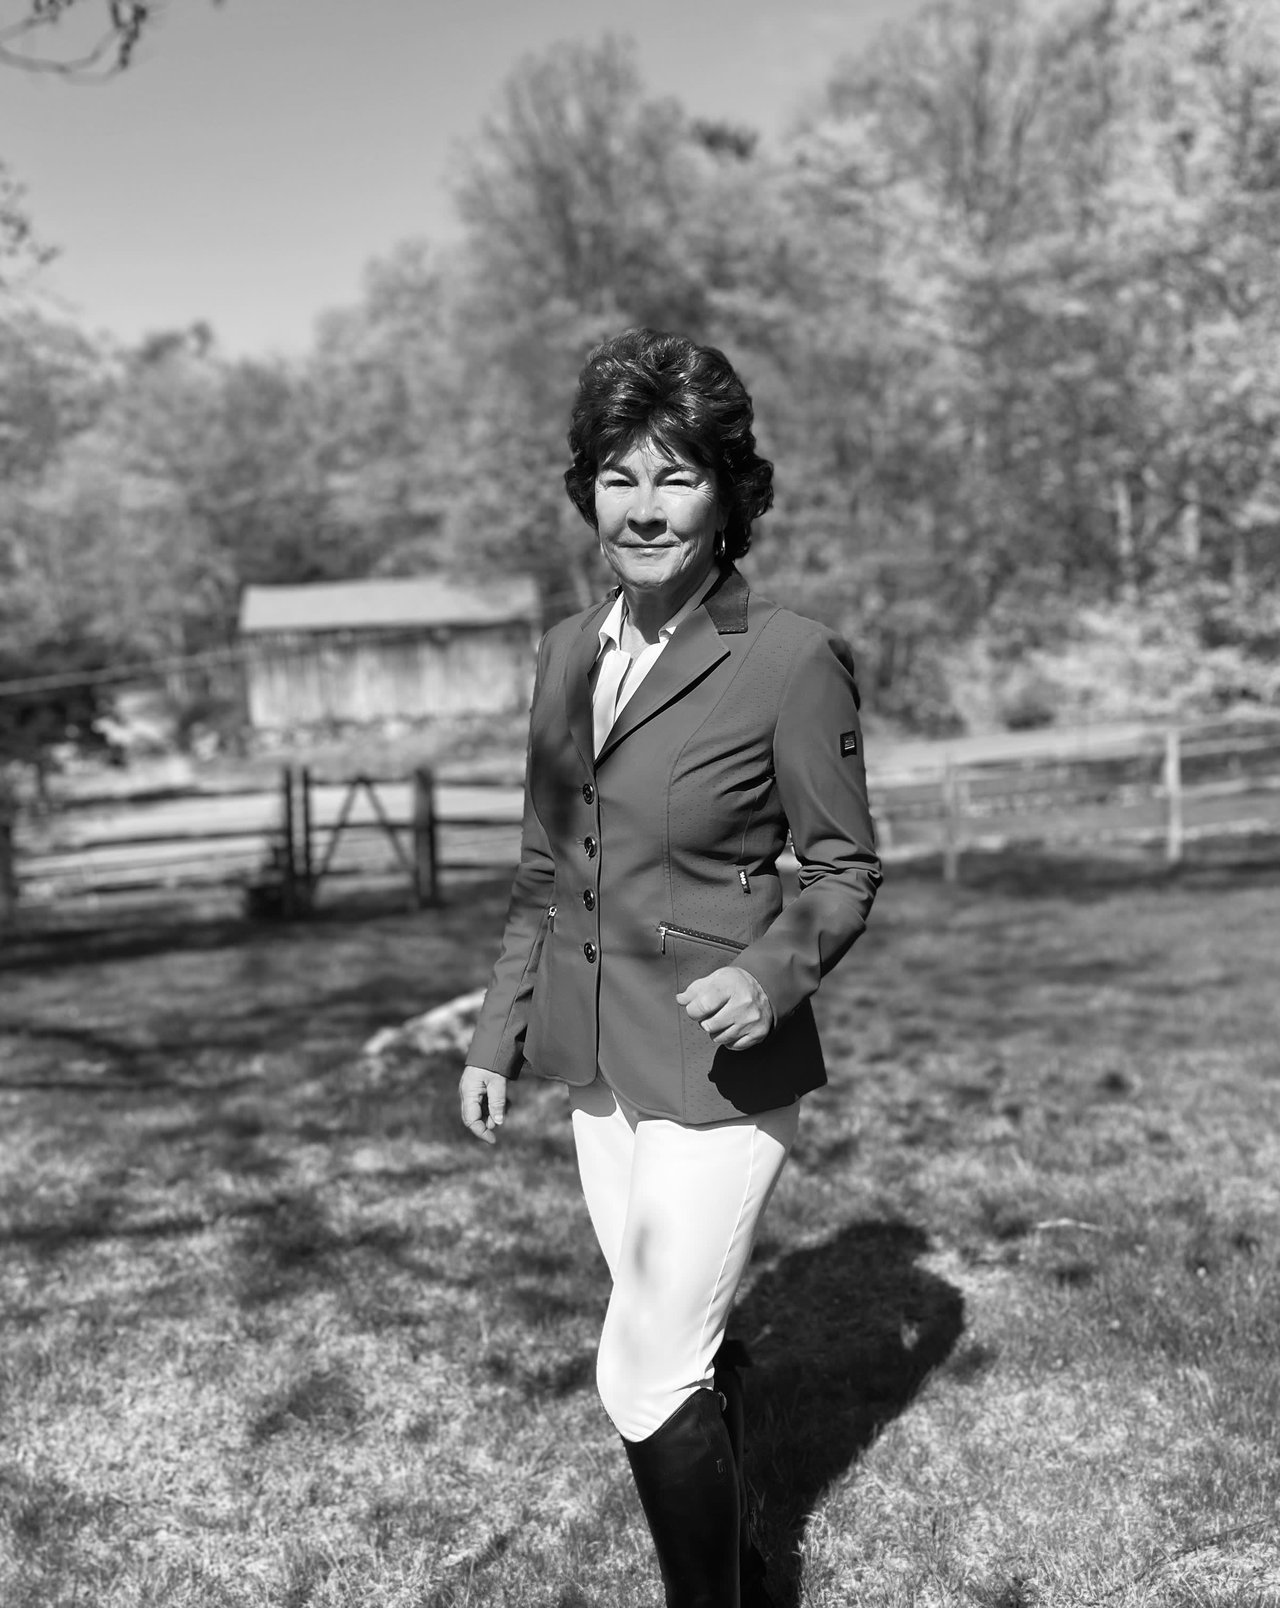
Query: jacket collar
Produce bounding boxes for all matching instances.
[564,564,749,772]
[701,562,749,634]
[581,562,747,640]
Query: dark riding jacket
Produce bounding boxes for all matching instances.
[465,565,882,1124]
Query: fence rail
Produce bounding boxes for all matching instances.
[4,717,1280,924]
[3,767,526,919]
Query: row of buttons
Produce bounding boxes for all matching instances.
[583,778,598,960]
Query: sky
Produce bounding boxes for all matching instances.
[0,0,919,358]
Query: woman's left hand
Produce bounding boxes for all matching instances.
[676,966,775,1051]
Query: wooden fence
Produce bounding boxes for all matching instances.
[3,717,1279,925]
[870,720,1280,878]
[2,767,525,921]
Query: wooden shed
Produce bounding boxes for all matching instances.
[237,576,539,732]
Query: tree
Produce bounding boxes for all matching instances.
[101,326,364,649]
[455,35,715,331]
[306,241,468,577]
[0,635,115,792]
[0,306,104,479]
[0,1,215,78]
[7,1,1278,738]
[755,0,1280,724]
[0,162,52,292]
[445,37,789,618]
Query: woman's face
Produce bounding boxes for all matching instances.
[594,438,723,608]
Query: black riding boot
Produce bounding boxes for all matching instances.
[713,1341,778,1608]
[622,1388,740,1608]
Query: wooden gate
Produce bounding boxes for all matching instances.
[278,767,438,911]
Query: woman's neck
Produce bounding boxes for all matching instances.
[619,564,716,649]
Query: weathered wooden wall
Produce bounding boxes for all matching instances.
[243,624,535,730]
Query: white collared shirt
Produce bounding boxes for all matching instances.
[591,570,719,757]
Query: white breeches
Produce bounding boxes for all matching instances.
[568,1077,799,1442]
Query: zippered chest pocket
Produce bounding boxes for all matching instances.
[657,922,746,956]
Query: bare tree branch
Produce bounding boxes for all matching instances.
[0,1,216,79]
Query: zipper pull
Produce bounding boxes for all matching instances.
[658,923,669,954]
[547,904,557,930]
[737,868,750,894]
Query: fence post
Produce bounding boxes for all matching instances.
[413,767,439,906]
[300,765,314,907]
[280,765,297,917]
[1164,726,1183,865]
[0,802,16,931]
[942,759,962,884]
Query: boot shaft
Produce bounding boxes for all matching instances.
[623,1388,740,1608]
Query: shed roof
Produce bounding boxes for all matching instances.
[239,576,538,636]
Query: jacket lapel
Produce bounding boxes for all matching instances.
[564,601,610,773]
[702,563,750,635]
[596,567,749,765]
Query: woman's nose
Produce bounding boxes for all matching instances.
[627,484,664,527]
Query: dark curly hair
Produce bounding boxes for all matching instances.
[563,328,773,560]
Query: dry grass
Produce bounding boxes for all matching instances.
[1,854,1278,1606]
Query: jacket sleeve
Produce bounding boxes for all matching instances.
[463,637,555,1077]
[736,625,882,1023]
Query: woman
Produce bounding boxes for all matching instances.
[459,328,881,1608]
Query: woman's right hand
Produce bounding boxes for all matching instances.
[459,1064,509,1145]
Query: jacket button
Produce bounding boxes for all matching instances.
[583,942,597,963]
[582,889,595,911]
[582,782,595,804]
[584,835,597,858]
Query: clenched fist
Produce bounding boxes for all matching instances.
[676,966,774,1051]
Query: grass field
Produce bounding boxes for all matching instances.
[1,856,1278,1607]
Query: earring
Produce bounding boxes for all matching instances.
[714,531,726,560]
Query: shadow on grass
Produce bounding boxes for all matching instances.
[0,878,516,974]
[733,1218,965,1607]
[0,891,512,1095]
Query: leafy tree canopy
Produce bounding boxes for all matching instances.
[4,1,1280,740]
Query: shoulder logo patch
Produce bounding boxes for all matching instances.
[840,730,859,757]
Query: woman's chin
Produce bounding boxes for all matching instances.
[613,555,711,597]
[623,566,677,587]
[615,565,680,595]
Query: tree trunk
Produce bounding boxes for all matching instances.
[1180,478,1200,565]
[1113,474,1137,604]
[1230,524,1249,606]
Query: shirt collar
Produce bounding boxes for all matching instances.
[597,567,720,654]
